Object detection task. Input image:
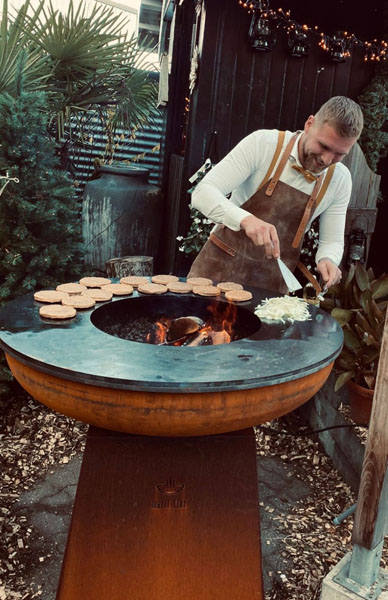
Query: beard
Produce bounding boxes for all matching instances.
[300,148,327,174]
[299,135,329,174]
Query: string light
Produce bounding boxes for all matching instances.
[238,1,387,62]
[319,31,354,62]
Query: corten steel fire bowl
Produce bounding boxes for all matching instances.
[0,283,343,436]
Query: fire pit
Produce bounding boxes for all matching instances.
[0,283,343,436]
[0,282,344,600]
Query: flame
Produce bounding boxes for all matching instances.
[146,319,170,344]
[147,303,238,346]
[206,301,237,339]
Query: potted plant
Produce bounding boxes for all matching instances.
[320,262,388,424]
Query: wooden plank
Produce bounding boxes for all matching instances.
[352,308,388,549]
[344,207,377,235]
[262,41,288,130]
[247,50,273,132]
[278,58,306,133]
[163,154,184,272]
[213,3,243,151]
[342,143,381,210]
[341,142,381,265]
[229,13,258,145]
[56,427,264,600]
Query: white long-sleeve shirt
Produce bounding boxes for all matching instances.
[191,129,352,266]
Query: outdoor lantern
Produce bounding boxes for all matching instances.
[325,31,353,62]
[249,13,276,51]
[287,24,310,57]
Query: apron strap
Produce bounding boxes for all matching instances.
[265,132,299,197]
[291,163,336,249]
[315,163,336,206]
[209,232,236,257]
[258,130,286,190]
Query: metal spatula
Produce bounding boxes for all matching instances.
[277,257,302,293]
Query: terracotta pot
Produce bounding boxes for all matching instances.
[347,378,374,425]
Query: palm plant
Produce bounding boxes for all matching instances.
[22,0,158,141]
[0,0,50,95]
[0,0,158,158]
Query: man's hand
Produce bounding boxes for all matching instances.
[240,215,280,259]
[317,258,342,289]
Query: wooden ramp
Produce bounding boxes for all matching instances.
[56,427,264,600]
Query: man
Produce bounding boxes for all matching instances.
[188,96,364,293]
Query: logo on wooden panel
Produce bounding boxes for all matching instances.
[152,477,187,509]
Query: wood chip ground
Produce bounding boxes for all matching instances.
[0,389,386,599]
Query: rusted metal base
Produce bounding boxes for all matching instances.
[6,354,333,436]
[56,427,264,600]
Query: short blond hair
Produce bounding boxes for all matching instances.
[315,96,364,139]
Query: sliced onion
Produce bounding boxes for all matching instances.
[254,296,311,323]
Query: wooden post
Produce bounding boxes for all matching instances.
[347,307,388,587]
[352,307,388,550]
[105,255,153,278]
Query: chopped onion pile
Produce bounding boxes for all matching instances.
[254,295,311,323]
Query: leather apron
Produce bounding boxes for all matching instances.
[187,131,335,293]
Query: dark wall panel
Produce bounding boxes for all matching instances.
[188,0,375,170]
[172,0,377,273]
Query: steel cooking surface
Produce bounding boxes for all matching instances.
[0,283,343,393]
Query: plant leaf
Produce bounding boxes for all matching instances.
[370,298,385,323]
[371,273,388,299]
[320,298,335,312]
[355,261,371,291]
[343,326,362,351]
[364,374,375,390]
[360,346,380,363]
[331,307,353,326]
[334,370,356,392]
[344,262,355,288]
[359,288,373,312]
[355,310,376,337]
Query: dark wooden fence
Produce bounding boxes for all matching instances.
[161,0,378,275]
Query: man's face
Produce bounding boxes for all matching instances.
[298,115,357,173]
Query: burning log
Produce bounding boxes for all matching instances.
[209,330,231,345]
[113,301,240,346]
[184,330,209,347]
[167,316,204,342]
